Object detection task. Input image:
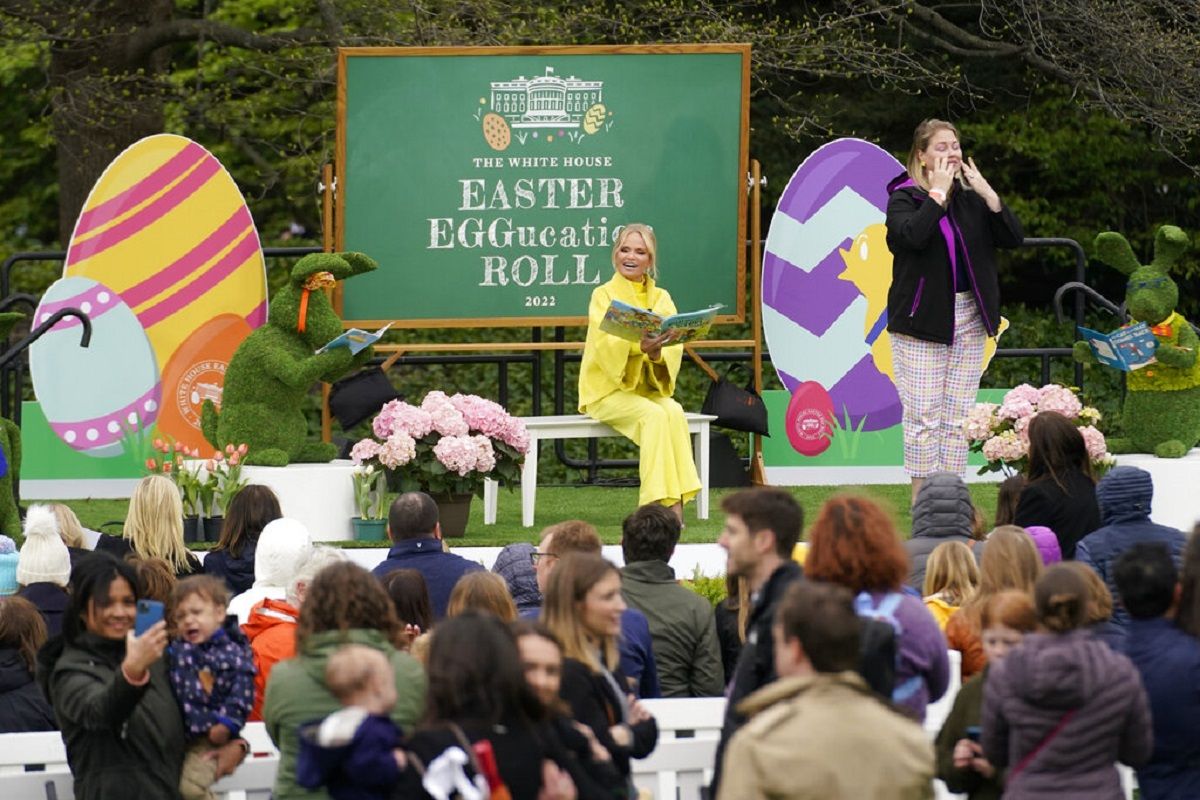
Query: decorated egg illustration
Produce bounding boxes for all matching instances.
[762,138,904,433]
[157,314,253,453]
[61,134,267,450]
[785,381,834,457]
[29,277,161,457]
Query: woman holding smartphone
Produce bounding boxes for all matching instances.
[886,119,1024,505]
[39,553,246,799]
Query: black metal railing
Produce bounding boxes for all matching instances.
[0,235,1102,481]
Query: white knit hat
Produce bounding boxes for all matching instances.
[17,505,71,588]
[254,518,314,587]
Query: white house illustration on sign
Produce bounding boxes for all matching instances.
[490,67,603,129]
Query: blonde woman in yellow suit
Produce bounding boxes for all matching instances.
[578,223,701,522]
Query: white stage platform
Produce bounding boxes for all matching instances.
[181,459,358,541]
[1113,449,1200,534]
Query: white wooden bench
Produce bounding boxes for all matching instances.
[0,672,1138,800]
[0,722,278,800]
[483,413,718,528]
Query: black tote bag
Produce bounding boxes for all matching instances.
[701,364,769,436]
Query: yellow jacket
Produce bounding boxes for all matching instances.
[578,272,682,411]
[923,594,958,631]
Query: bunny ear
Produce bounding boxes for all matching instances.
[1093,232,1141,276]
[1151,225,1190,273]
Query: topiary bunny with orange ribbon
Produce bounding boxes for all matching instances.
[1074,225,1200,457]
[201,252,378,466]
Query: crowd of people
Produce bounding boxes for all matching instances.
[0,453,1198,799]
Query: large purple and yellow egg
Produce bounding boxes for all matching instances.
[60,134,267,451]
[30,277,161,457]
[762,138,904,432]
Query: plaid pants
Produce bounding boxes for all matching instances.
[892,293,985,477]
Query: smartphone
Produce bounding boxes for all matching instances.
[134,599,164,636]
[965,725,982,743]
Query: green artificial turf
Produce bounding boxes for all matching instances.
[51,482,1001,548]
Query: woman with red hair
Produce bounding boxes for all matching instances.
[806,495,950,720]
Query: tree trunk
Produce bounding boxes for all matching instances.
[46,0,174,244]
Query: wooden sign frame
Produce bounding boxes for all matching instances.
[333,44,751,329]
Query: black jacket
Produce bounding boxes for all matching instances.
[18,582,70,639]
[39,633,186,800]
[202,537,258,596]
[0,646,56,733]
[1014,471,1101,560]
[559,657,658,784]
[885,173,1023,344]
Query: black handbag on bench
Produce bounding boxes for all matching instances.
[701,363,769,436]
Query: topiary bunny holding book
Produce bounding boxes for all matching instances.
[202,252,378,466]
[1074,225,1200,457]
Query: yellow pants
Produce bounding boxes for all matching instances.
[584,388,701,508]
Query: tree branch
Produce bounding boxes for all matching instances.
[123,19,326,66]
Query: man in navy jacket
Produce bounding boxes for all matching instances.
[1114,542,1200,800]
[370,492,482,619]
[1076,466,1186,641]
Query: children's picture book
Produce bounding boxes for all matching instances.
[1077,321,1159,371]
[599,300,723,345]
[317,322,394,355]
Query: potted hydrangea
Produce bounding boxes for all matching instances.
[965,383,1114,476]
[350,391,529,536]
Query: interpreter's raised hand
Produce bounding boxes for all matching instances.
[928,155,956,197]
[123,620,168,680]
[536,760,578,800]
[961,157,1001,209]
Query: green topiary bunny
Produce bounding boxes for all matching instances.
[201,251,378,466]
[1074,225,1200,457]
[0,312,24,542]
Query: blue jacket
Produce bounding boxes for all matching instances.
[1124,618,1200,800]
[370,538,483,620]
[203,537,259,596]
[18,582,69,639]
[296,709,403,800]
[166,622,256,739]
[1076,467,1186,640]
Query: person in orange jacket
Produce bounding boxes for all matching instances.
[242,546,345,720]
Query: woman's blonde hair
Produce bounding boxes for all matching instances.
[905,118,960,192]
[957,525,1042,632]
[49,503,85,549]
[124,475,191,573]
[447,571,517,622]
[1063,561,1113,623]
[611,223,658,279]
[923,540,980,605]
[541,553,620,674]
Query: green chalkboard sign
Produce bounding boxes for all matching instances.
[336,45,750,327]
